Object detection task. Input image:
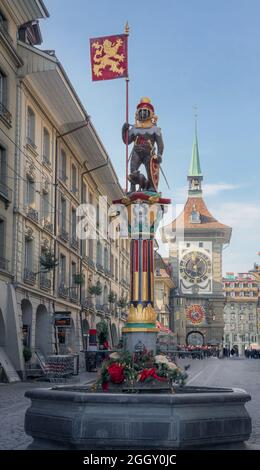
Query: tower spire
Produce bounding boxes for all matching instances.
[188,108,203,196]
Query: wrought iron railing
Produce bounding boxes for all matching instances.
[58,284,69,298]
[70,236,79,250]
[0,180,12,203]
[60,229,69,242]
[40,274,51,290]
[24,268,36,285]
[0,102,12,127]
[27,207,39,223]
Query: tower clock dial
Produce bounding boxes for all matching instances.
[180,251,211,284]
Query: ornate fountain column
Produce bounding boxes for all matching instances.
[114,192,171,352]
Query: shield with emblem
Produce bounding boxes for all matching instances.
[150,154,160,192]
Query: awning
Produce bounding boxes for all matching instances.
[17,42,124,201]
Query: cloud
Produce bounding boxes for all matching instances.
[203,183,241,196]
[210,202,260,230]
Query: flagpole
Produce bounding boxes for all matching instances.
[125,22,129,193]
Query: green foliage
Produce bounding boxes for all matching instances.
[40,250,58,271]
[23,346,32,362]
[74,273,85,285]
[96,320,109,345]
[108,291,116,304]
[117,296,127,309]
[88,280,102,296]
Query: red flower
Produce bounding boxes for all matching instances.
[102,381,109,391]
[108,363,125,384]
[103,340,110,350]
[139,368,165,382]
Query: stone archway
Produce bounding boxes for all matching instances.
[186,331,204,346]
[21,299,33,348]
[111,323,118,347]
[35,304,49,355]
[0,308,6,347]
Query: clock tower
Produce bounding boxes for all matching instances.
[164,126,232,346]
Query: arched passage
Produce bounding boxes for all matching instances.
[186,331,204,346]
[21,299,33,348]
[35,304,49,355]
[0,308,6,347]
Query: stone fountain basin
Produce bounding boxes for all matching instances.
[24,385,251,449]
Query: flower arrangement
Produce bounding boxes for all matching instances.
[95,349,188,392]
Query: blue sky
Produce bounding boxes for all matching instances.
[40,0,260,274]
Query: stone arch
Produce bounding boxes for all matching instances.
[21,299,33,348]
[111,323,118,347]
[186,331,204,346]
[0,308,6,347]
[35,304,49,355]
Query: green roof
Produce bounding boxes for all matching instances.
[188,128,202,177]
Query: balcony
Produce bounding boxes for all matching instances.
[0,180,12,207]
[40,274,51,290]
[96,263,104,274]
[82,298,95,311]
[0,257,9,272]
[43,219,53,233]
[60,228,69,242]
[26,138,38,155]
[0,102,12,128]
[83,256,95,269]
[26,207,39,223]
[70,236,79,251]
[42,155,51,168]
[58,284,68,298]
[69,287,78,303]
[24,268,36,285]
[104,268,111,277]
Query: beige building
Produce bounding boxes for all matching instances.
[0,0,129,378]
[223,272,259,355]
[154,254,175,330]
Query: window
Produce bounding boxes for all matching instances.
[0,218,5,259]
[43,128,50,164]
[0,69,7,106]
[233,334,237,342]
[190,210,200,223]
[110,253,114,276]
[0,10,7,32]
[186,243,190,248]
[230,291,235,297]
[24,238,33,270]
[239,291,244,297]
[82,183,87,203]
[97,241,102,265]
[104,246,108,271]
[27,107,36,146]
[0,144,7,186]
[88,239,93,260]
[42,191,49,220]
[239,283,243,288]
[60,150,67,182]
[71,164,77,193]
[199,242,203,248]
[249,324,254,332]
[115,258,118,280]
[82,240,86,257]
[59,254,66,285]
[248,283,252,288]
[61,197,66,231]
[25,177,35,207]
[71,261,76,286]
[71,208,76,239]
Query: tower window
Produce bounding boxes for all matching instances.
[190,210,201,223]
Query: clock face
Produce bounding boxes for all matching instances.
[180,251,211,284]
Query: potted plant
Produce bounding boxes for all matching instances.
[96,320,109,349]
[74,273,85,285]
[40,250,58,272]
[23,346,32,363]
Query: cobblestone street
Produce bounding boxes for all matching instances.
[0,358,259,450]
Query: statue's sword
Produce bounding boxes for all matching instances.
[159,164,170,190]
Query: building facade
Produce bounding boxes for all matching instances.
[0,0,129,378]
[223,272,259,355]
[163,127,232,347]
[154,254,175,330]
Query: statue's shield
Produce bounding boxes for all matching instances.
[150,155,160,191]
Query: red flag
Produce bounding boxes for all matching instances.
[90,34,128,81]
